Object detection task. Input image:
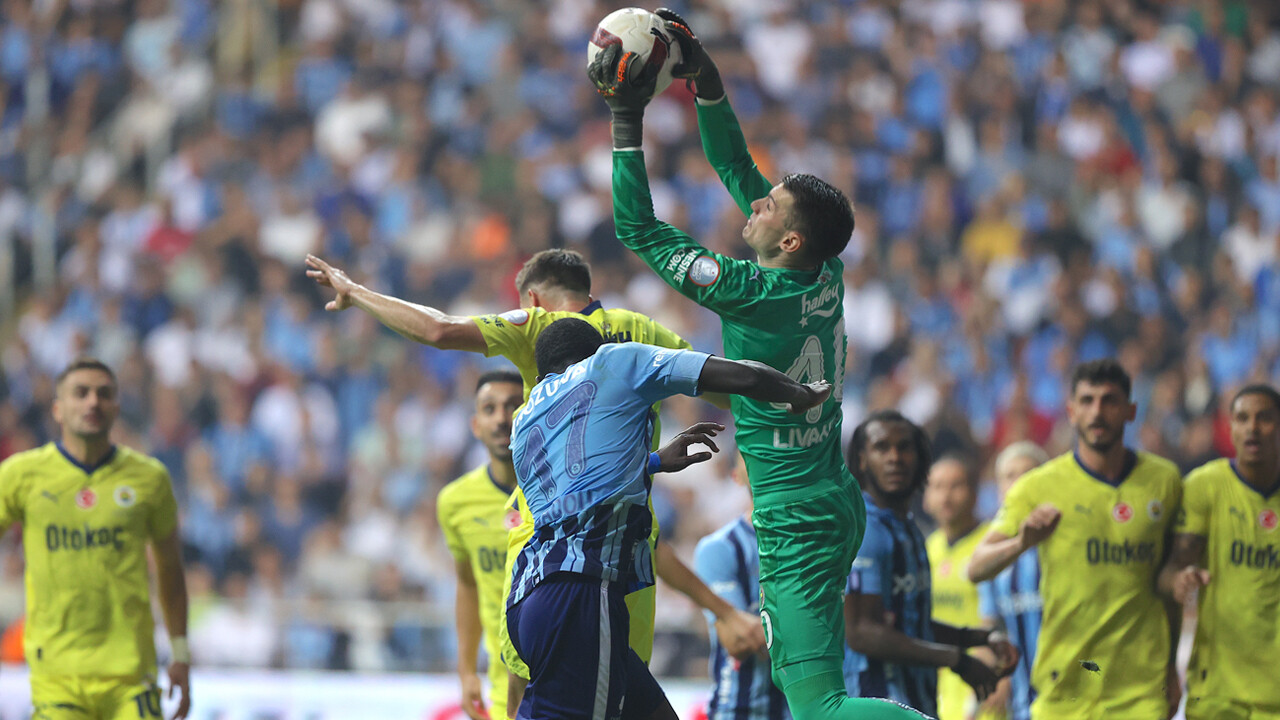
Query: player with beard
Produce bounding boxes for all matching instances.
[843,411,1013,716]
[970,360,1183,720]
[1159,384,1280,720]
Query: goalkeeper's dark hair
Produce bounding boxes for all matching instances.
[781,173,855,265]
[1069,358,1132,399]
[847,409,932,492]
[1231,383,1280,415]
[476,369,523,394]
[535,318,605,379]
[515,249,592,296]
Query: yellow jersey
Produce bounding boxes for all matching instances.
[438,465,520,718]
[1176,459,1280,715]
[991,451,1182,720]
[473,301,688,683]
[928,523,1005,720]
[473,301,692,399]
[0,443,178,679]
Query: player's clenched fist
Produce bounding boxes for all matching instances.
[1169,565,1210,605]
[1018,503,1061,549]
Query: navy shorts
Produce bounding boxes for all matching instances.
[508,573,664,720]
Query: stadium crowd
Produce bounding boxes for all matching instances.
[1,0,1279,676]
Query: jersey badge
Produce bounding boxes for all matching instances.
[688,256,721,287]
[1146,500,1163,521]
[114,486,137,508]
[1112,502,1133,523]
[1260,509,1279,532]
[76,488,97,509]
[500,309,530,326]
[504,510,522,530]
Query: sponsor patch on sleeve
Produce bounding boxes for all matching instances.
[499,309,530,326]
[688,256,721,287]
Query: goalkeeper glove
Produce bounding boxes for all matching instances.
[654,7,725,102]
[588,44,657,149]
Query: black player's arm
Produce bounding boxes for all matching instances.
[843,591,965,668]
[453,558,484,679]
[931,622,995,649]
[697,357,822,408]
[1156,532,1207,598]
[507,674,528,719]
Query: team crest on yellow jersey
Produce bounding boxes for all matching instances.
[504,509,522,530]
[1147,500,1163,520]
[114,486,137,508]
[1112,501,1134,523]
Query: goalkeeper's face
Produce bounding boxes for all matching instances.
[472,380,523,461]
[744,186,802,262]
[53,368,119,441]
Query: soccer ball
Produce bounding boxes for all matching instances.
[587,7,682,99]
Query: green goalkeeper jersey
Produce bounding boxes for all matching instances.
[612,99,852,507]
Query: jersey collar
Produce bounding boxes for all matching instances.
[1072,448,1137,487]
[487,465,516,496]
[1228,459,1280,499]
[578,299,603,315]
[55,442,118,476]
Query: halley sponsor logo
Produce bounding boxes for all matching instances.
[1085,538,1156,564]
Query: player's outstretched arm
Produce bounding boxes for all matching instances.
[153,529,191,720]
[305,254,487,352]
[968,503,1060,582]
[654,539,766,660]
[697,357,829,413]
[845,592,1001,700]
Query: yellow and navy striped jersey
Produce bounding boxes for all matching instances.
[928,523,1005,720]
[0,443,178,678]
[438,464,519,718]
[991,451,1182,720]
[473,301,692,399]
[1176,458,1280,714]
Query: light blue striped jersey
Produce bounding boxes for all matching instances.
[508,343,710,608]
[694,517,790,720]
[978,548,1042,720]
[843,493,936,716]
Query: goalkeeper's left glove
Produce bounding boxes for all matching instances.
[588,44,658,149]
[655,7,725,102]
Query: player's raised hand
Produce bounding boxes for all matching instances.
[588,43,658,149]
[460,673,491,720]
[1169,565,1210,605]
[1018,503,1061,549]
[714,608,767,660]
[786,380,832,414]
[305,254,356,311]
[655,421,724,473]
[167,661,191,720]
[654,8,725,100]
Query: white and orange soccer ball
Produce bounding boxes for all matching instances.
[586,7,683,99]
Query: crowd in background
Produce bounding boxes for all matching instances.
[1,0,1278,675]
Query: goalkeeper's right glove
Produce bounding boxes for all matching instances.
[654,7,725,102]
[588,43,658,149]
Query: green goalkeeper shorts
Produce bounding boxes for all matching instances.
[753,482,866,691]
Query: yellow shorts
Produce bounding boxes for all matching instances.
[31,675,162,720]
[1185,697,1280,720]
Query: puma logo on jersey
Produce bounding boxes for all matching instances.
[41,490,59,503]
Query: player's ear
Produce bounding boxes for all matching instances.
[779,231,804,255]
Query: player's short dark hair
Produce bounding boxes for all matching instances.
[1069,359,1132,399]
[1231,384,1280,415]
[515,249,592,296]
[780,173,855,265]
[54,357,116,389]
[476,369,523,394]
[535,318,604,379]
[931,453,979,491]
[847,409,933,491]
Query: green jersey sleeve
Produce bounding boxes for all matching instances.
[696,98,774,217]
[612,150,767,320]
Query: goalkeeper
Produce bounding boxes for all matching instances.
[588,10,926,720]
